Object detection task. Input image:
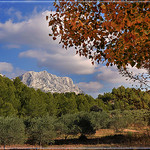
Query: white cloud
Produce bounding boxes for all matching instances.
[6,7,23,21]
[0,62,13,73]
[19,49,96,74]
[7,68,26,79]
[96,66,127,84]
[96,65,148,84]
[5,44,20,49]
[77,81,103,93]
[127,65,148,75]
[0,11,52,48]
[0,62,26,78]
[0,11,96,75]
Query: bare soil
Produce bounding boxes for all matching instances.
[1,128,150,149]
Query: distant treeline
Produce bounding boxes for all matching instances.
[0,75,150,117]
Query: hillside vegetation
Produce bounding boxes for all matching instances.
[0,75,150,147]
[0,75,150,117]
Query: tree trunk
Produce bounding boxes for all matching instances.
[3,143,5,150]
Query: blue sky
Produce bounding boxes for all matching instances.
[0,1,148,98]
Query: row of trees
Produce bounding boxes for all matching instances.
[0,75,150,118]
[0,110,150,147]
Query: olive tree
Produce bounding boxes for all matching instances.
[0,117,25,148]
[27,116,56,146]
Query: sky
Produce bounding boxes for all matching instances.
[0,0,148,98]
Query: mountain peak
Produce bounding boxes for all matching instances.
[19,71,83,94]
[0,73,4,77]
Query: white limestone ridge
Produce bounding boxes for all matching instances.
[19,71,83,94]
[0,73,4,77]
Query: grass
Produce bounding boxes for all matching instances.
[53,127,150,147]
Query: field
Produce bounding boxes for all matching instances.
[1,127,150,149]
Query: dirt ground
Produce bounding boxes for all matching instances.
[1,128,150,149]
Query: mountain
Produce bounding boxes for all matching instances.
[0,73,4,77]
[18,71,83,94]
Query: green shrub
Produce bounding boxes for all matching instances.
[27,116,56,146]
[0,117,25,148]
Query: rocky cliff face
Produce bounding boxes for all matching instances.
[19,71,82,94]
[0,73,4,77]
